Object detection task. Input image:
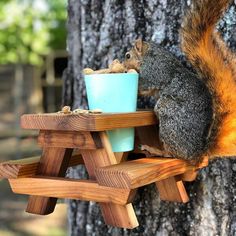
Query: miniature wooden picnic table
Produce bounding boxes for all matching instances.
[0,111,208,229]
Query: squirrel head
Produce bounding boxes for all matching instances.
[124,39,150,72]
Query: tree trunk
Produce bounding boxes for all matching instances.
[63,1,236,235]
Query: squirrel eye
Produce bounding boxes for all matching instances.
[125,53,131,59]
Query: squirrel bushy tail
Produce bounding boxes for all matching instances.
[181,0,236,158]
[213,32,236,79]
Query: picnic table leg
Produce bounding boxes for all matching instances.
[26,147,73,215]
[81,132,138,229]
[156,176,189,203]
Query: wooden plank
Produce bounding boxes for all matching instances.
[156,176,189,203]
[81,131,139,229]
[38,130,101,149]
[196,156,209,169]
[180,170,198,182]
[0,154,83,179]
[9,177,135,205]
[80,134,117,180]
[180,156,208,182]
[21,111,157,131]
[94,111,157,131]
[95,158,195,189]
[99,203,138,229]
[114,152,128,163]
[26,147,73,215]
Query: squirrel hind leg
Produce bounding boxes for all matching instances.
[139,144,201,164]
[139,144,173,158]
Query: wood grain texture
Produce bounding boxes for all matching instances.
[135,125,162,151]
[26,147,73,215]
[81,131,138,229]
[21,111,157,131]
[38,130,101,149]
[180,157,209,182]
[179,157,209,182]
[0,154,83,179]
[156,176,189,203]
[80,132,118,179]
[95,158,196,189]
[196,156,209,169]
[99,202,138,229]
[114,152,128,163]
[180,170,198,182]
[9,177,134,205]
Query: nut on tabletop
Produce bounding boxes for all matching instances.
[61,106,72,114]
[89,109,103,114]
[73,108,89,114]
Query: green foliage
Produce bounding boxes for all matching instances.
[0,0,67,65]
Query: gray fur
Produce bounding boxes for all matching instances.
[140,43,213,160]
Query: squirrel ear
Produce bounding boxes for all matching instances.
[134,39,143,54]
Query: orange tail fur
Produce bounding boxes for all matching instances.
[181,0,236,158]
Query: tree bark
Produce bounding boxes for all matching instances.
[63,1,236,235]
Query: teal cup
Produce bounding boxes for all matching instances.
[84,73,139,152]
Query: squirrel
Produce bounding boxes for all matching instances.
[124,0,236,162]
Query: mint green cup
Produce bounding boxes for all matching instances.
[84,73,139,152]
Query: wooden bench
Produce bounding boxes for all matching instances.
[0,153,83,179]
[0,111,208,229]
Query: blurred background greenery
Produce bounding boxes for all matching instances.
[0,0,69,235]
[0,0,67,65]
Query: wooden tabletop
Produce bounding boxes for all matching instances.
[21,111,157,131]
